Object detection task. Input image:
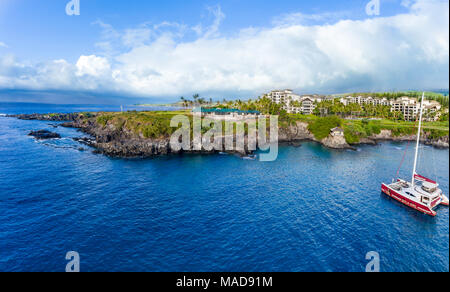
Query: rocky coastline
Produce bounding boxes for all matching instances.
[6,113,449,158]
[278,121,448,149]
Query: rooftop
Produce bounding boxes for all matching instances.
[192,108,261,114]
[331,127,344,132]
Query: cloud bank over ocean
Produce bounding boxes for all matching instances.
[0,0,448,101]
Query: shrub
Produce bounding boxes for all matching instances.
[364,120,381,136]
[97,114,114,126]
[308,116,342,140]
[428,129,449,140]
[114,118,126,130]
[369,121,381,135]
[344,130,360,144]
[389,126,416,137]
[343,124,361,144]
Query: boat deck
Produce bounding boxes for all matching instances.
[387,180,443,209]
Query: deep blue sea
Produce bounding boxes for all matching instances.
[0,103,448,272]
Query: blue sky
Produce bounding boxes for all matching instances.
[1,0,410,61]
[0,0,448,104]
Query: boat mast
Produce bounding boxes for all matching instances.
[412,92,425,186]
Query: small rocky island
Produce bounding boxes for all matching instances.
[7,111,449,158]
[28,130,61,140]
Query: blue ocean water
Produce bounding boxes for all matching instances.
[0,102,180,115]
[0,103,448,272]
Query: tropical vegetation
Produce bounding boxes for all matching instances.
[91,90,449,143]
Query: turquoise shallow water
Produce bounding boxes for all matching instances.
[0,103,448,272]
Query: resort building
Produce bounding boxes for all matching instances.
[265,90,322,115]
[331,127,345,137]
[192,108,261,121]
[298,97,317,115]
[375,98,391,106]
[265,89,300,105]
[390,97,441,121]
[339,96,390,107]
[390,97,419,121]
[422,100,442,121]
[339,95,442,121]
[265,91,443,121]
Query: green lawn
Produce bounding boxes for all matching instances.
[94,110,191,138]
[377,119,449,131]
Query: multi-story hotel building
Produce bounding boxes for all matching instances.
[385,97,441,121]
[340,95,442,121]
[265,90,322,115]
[340,96,390,106]
[390,97,419,121]
[265,89,298,105]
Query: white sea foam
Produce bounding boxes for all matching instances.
[242,155,257,160]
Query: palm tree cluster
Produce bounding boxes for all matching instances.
[213,95,289,117]
[179,94,286,116]
[179,94,214,108]
[313,99,393,119]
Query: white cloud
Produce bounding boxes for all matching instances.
[0,56,75,90]
[202,5,226,39]
[0,0,448,100]
[76,55,110,77]
[401,0,413,8]
[0,42,8,48]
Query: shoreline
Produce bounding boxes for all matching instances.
[4,112,449,158]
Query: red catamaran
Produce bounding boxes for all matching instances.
[381,93,449,216]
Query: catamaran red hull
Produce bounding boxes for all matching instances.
[381,184,437,216]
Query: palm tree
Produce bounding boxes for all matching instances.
[193,94,200,106]
[198,98,206,105]
[180,96,185,108]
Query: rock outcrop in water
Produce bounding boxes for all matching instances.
[322,134,353,150]
[28,130,61,140]
[279,121,354,149]
[425,135,449,148]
